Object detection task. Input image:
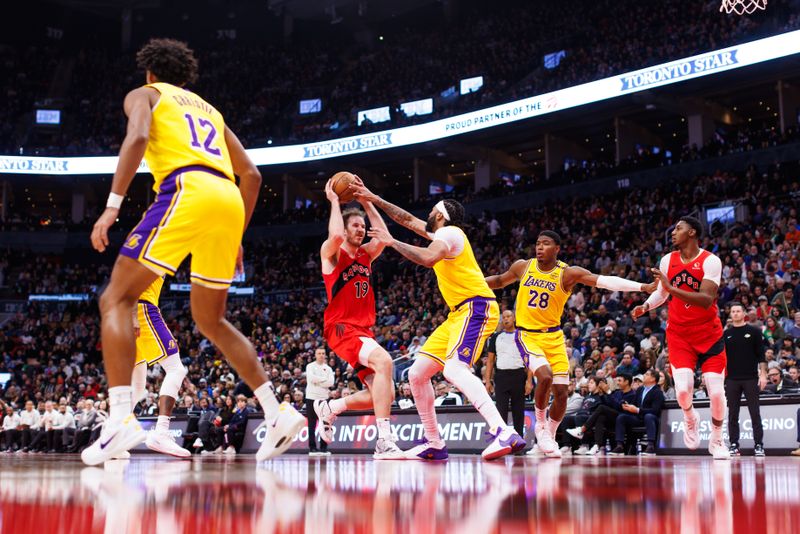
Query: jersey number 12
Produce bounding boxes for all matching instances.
[185,113,222,157]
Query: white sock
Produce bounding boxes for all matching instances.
[254,382,280,416]
[535,407,547,425]
[156,415,170,434]
[109,385,133,423]
[377,418,392,440]
[329,398,347,415]
[547,417,561,436]
[443,361,506,432]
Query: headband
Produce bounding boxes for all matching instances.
[435,200,451,221]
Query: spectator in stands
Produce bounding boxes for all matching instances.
[782,312,800,339]
[658,371,675,400]
[609,369,665,456]
[29,400,60,452]
[209,396,235,454]
[18,400,41,453]
[631,375,643,391]
[396,383,415,410]
[565,374,636,455]
[193,397,218,454]
[616,348,639,376]
[0,405,19,451]
[222,395,251,456]
[763,316,786,348]
[52,403,75,452]
[434,382,463,406]
[566,377,606,454]
[764,368,798,394]
[292,390,305,411]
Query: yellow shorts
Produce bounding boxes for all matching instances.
[135,301,179,366]
[516,329,569,376]
[418,298,499,367]
[120,166,245,289]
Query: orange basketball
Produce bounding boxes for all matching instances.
[331,171,357,203]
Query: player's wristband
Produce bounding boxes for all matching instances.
[106,192,124,209]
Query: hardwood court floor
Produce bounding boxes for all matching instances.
[0,452,797,533]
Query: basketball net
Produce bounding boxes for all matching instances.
[720,0,767,15]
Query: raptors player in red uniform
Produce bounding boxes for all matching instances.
[632,216,730,459]
[314,177,404,459]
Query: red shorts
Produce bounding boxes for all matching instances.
[324,323,376,383]
[666,320,727,374]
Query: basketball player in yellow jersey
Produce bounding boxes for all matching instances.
[127,276,191,458]
[83,38,303,466]
[352,183,525,461]
[486,230,655,457]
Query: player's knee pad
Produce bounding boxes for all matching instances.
[703,372,727,420]
[672,366,695,410]
[159,353,187,400]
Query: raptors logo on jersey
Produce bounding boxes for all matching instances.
[323,247,375,329]
[664,249,721,327]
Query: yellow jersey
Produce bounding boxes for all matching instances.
[514,259,570,330]
[431,226,495,309]
[143,82,235,191]
[139,275,165,305]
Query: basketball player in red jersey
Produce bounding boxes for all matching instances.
[315,177,405,459]
[632,216,730,459]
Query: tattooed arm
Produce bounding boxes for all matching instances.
[349,181,430,240]
[367,227,448,268]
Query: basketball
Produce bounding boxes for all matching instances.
[331,171,357,203]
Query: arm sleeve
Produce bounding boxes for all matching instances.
[644,284,670,310]
[702,254,722,285]
[432,226,465,257]
[596,275,644,292]
[644,256,671,310]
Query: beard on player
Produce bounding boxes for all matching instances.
[424,214,438,234]
[344,214,366,248]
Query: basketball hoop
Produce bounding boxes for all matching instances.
[720,0,767,15]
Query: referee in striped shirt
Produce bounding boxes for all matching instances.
[484,310,533,437]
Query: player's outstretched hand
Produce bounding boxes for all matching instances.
[651,268,670,289]
[349,179,379,204]
[324,178,339,203]
[631,304,648,320]
[90,207,119,252]
[367,227,393,246]
[642,280,658,293]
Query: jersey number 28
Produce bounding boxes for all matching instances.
[527,290,550,309]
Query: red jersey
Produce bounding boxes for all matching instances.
[323,247,375,329]
[663,249,722,328]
